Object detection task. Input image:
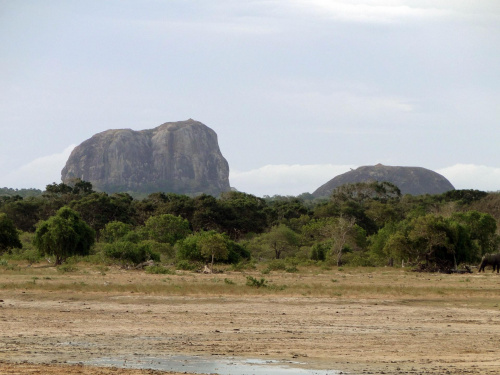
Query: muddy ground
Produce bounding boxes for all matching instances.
[1,265,500,374]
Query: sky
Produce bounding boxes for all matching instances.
[1,0,499,197]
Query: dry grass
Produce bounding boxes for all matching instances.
[1,260,499,307]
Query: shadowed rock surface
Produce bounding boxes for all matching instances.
[61,119,230,196]
[313,164,454,197]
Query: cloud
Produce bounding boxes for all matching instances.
[230,164,355,197]
[1,145,76,190]
[437,164,500,192]
[287,0,449,24]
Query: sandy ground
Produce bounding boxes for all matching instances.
[1,266,500,374]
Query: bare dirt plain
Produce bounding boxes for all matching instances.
[1,264,500,374]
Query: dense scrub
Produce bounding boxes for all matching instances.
[1,180,499,272]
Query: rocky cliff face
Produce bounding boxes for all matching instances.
[61,119,230,196]
[313,164,454,197]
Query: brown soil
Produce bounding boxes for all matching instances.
[1,265,500,374]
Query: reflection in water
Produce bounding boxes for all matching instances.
[83,355,339,375]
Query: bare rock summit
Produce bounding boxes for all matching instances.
[61,119,230,196]
[313,163,454,197]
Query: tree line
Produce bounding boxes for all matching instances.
[0,180,499,272]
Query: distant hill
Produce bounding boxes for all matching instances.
[313,164,455,197]
[0,187,43,198]
[61,119,231,196]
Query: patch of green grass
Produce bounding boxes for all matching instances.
[145,265,175,275]
[246,275,268,288]
[57,264,79,273]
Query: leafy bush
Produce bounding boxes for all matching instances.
[342,252,374,267]
[104,241,160,265]
[99,221,133,243]
[145,265,175,274]
[176,231,250,265]
[266,259,287,271]
[175,259,199,271]
[230,260,256,271]
[57,263,79,273]
[246,275,268,288]
[311,242,330,261]
[140,240,175,259]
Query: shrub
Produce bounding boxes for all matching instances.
[145,265,175,274]
[266,259,287,271]
[246,275,268,288]
[57,263,79,273]
[104,241,160,265]
[99,221,133,243]
[175,259,199,271]
[140,240,175,259]
[0,213,22,253]
[311,242,330,261]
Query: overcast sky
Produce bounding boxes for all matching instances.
[1,1,499,196]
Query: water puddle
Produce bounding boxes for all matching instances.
[82,354,340,375]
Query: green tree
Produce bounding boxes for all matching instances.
[262,224,299,259]
[218,191,268,239]
[99,221,134,243]
[452,211,498,256]
[0,197,43,232]
[143,214,191,245]
[34,207,95,265]
[198,232,228,272]
[70,192,135,238]
[0,213,22,252]
[104,241,160,265]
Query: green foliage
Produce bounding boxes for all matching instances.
[175,259,199,271]
[311,242,330,261]
[142,214,191,245]
[34,207,95,265]
[0,213,22,252]
[103,241,160,265]
[70,192,135,237]
[218,191,268,239]
[246,275,268,288]
[176,231,249,265]
[100,221,134,243]
[266,259,287,271]
[226,241,251,264]
[145,265,175,274]
[442,189,488,205]
[261,224,299,259]
[0,198,44,232]
[452,211,498,256]
[0,187,42,198]
[139,240,175,259]
[199,231,228,271]
[57,263,79,273]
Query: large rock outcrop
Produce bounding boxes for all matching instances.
[61,119,230,196]
[313,164,454,197]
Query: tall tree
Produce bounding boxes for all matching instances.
[198,232,228,272]
[262,224,299,259]
[34,207,95,265]
[0,213,22,252]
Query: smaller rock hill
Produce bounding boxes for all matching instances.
[313,164,454,197]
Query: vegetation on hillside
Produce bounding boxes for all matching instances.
[1,180,499,272]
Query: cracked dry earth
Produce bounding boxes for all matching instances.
[1,269,500,374]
